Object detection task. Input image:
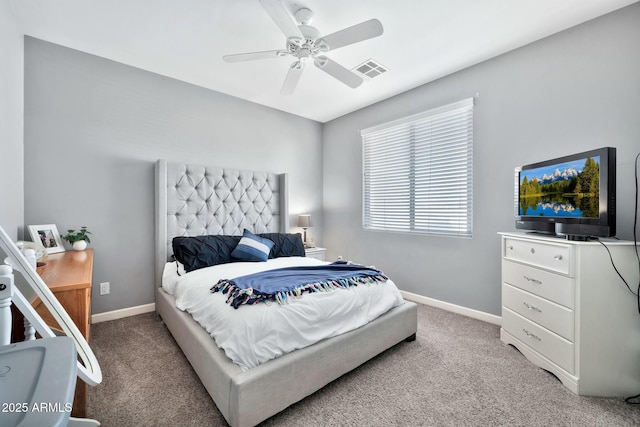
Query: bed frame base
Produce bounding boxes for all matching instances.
[156,288,417,427]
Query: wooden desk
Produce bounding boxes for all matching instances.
[34,249,93,418]
[34,249,93,340]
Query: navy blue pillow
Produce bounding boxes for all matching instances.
[231,229,275,262]
[172,235,240,272]
[172,232,305,272]
[258,233,305,258]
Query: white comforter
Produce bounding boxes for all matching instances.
[162,257,404,370]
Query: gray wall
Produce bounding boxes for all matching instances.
[20,4,640,317]
[24,38,323,314]
[322,4,640,315]
[0,5,24,240]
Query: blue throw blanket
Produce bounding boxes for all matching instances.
[211,262,388,308]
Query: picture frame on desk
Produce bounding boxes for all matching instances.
[28,224,65,254]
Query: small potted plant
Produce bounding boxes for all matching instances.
[61,226,92,251]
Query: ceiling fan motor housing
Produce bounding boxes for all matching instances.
[286,23,324,61]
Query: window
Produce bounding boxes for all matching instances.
[362,98,474,237]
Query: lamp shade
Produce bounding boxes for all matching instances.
[297,214,312,228]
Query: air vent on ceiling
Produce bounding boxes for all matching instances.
[353,59,388,79]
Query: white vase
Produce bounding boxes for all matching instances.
[72,240,88,251]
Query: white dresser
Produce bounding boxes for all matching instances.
[499,232,640,396]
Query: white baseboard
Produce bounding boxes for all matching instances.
[91,303,156,324]
[401,291,501,326]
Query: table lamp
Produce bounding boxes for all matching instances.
[297,214,312,248]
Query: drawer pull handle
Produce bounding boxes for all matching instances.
[522,328,541,341]
[523,275,542,285]
[523,301,542,313]
[507,245,514,250]
[554,254,563,260]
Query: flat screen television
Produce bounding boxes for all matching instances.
[515,147,616,240]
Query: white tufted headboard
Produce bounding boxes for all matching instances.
[154,159,288,286]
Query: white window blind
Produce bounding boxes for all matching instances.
[362,98,474,237]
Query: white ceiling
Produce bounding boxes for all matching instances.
[10,0,638,123]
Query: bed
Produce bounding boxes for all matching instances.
[154,159,418,427]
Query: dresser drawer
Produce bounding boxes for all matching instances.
[502,260,575,308]
[503,237,572,275]
[502,283,574,341]
[502,307,574,374]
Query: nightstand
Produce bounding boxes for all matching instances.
[304,247,326,261]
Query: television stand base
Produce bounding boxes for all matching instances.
[525,231,594,241]
[565,234,590,241]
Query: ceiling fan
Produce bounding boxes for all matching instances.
[223,0,384,95]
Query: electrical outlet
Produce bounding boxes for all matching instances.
[100,282,110,295]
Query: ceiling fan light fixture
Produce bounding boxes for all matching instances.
[298,47,312,62]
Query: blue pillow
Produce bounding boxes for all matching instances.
[231,229,275,262]
[257,233,305,258]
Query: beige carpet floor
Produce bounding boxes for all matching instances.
[87,303,640,426]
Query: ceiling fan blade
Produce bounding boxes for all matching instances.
[223,50,287,63]
[259,0,305,41]
[318,19,383,51]
[314,56,363,89]
[281,61,304,95]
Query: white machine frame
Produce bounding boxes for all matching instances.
[0,225,102,426]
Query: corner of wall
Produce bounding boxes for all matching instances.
[0,3,25,240]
